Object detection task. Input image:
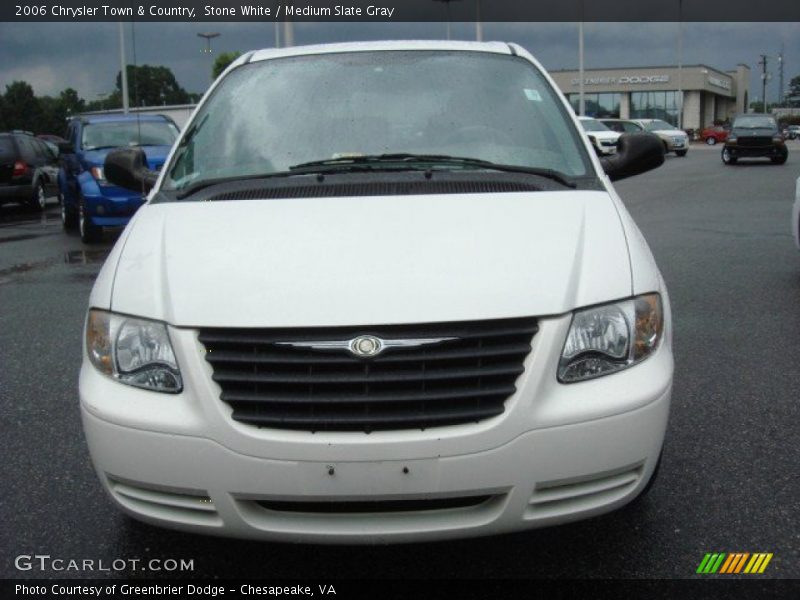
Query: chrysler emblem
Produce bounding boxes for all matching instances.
[275,334,458,358]
[350,335,382,357]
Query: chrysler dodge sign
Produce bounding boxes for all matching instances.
[571,74,671,86]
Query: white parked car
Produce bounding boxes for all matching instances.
[83,41,673,543]
[632,119,689,157]
[578,116,621,155]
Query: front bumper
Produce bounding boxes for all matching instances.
[725,144,785,158]
[80,314,673,543]
[665,138,688,152]
[81,179,145,225]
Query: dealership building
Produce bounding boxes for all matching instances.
[550,64,751,130]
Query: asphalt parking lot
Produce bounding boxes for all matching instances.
[1,141,798,580]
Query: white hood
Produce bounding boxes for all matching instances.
[109,192,632,327]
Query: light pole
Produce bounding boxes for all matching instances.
[118,22,129,114]
[198,32,221,83]
[677,0,683,130]
[578,21,585,116]
[759,54,769,113]
[274,1,281,47]
[433,0,459,40]
[198,31,220,53]
[577,0,585,116]
[282,21,294,47]
[475,0,482,41]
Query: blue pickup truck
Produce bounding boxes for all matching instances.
[58,114,179,243]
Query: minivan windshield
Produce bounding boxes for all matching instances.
[163,51,593,192]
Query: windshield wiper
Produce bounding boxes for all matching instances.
[177,113,209,148]
[176,153,580,199]
[290,154,577,188]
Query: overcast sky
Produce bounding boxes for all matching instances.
[0,22,797,103]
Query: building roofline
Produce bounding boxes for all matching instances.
[550,63,738,75]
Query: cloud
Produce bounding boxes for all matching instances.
[0,21,798,103]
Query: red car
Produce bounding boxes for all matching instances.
[700,125,729,145]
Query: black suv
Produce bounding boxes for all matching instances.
[0,131,60,211]
[722,114,788,165]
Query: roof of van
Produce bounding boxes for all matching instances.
[248,40,516,64]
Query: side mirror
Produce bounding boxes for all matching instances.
[57,141,74,154]
[104,147,158,193]
[600,133,665,182]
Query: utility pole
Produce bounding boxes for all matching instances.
[777,46,784,105]
[759,54,768,113]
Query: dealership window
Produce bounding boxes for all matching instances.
[568,92,621,118]
[630,91,680,126]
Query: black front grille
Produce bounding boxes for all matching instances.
[198,317,537,432]
[737,136,772,147]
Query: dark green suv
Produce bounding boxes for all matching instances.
[722,114,788,165]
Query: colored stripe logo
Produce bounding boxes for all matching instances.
[697,552,773,574]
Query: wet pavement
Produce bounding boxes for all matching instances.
[0,198,117,285]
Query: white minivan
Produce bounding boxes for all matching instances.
[82,41,673,543]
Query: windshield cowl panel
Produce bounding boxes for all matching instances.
[162,50,594,195]
[155,170,603,204]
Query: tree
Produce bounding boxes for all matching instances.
[38,96,65,134]
[0,94,7,131]
[35,88,87,135]
[212,51,242,79]
[59,88,86,116]
[114,64,192,107]
[786,75,800,107]
[2,81,42,132]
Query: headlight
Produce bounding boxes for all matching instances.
[558,293,664,383]
[86,309,182,393]
[90,166,108,185]
[772,135,784,143]
[727,135,737,144]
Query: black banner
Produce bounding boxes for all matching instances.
[5,579,800,600]
[2,0,800,22]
